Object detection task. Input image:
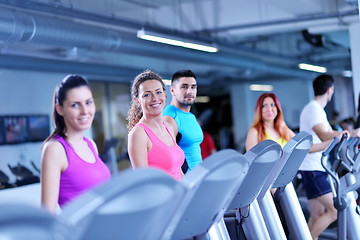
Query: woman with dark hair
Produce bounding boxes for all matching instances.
[127,70,184,180]
[41,75,111,214]
[245,92,294,151]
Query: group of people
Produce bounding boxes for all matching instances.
[40,70,360,240]
[246,74,360,239]
[40,69,204,214]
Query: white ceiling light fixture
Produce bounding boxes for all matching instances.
[249,84,274,92]
[342,70,353,77]
[162,79,172,86]
[137,28,218,53]
[298,63,327,73]
[196,96,210,103]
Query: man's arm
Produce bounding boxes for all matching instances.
[313,122,342,141]
[311,122,349,153]
[349,128,360,138]
[309,139,333,153]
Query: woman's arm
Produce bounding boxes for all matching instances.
[41,141,67,214]
[350,128,360,138]
[128,127,150,168]
[245,127,259,152]
[163,116,178,136]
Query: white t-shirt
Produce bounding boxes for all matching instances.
[299,100,332,171]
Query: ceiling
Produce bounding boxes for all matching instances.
[0,0,359,90]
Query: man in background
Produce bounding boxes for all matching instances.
[298,74,360,239]
[163,70,203,172]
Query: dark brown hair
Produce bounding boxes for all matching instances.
[44,75,91,143]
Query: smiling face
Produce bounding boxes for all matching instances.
[56,86,95,134]
[136,79,166,117]
[171,77,197,108]
[261,96,278,122]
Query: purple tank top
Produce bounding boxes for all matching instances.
[137,122,185,180]
[55,136,111,207]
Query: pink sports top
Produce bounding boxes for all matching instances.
[55,135,111,207]
[137,122,185,180]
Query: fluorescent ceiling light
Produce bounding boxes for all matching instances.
[162,79,171,86]
[308,25,348,34]
[298,63,327,73]
[249,84,274,92]
[137,29,218,53]
[196,96,210,103]
[342,70,352,77]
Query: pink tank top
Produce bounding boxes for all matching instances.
[55,136,111,207]
[137,122,184,180]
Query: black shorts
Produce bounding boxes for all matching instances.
[299,171,332,199]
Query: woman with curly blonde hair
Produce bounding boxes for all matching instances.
[127,70,184,180]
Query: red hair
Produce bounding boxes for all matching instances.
[251,93,292,142]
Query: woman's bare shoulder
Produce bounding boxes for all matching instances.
[128,125,147,140]
[247,127,258,135]
[41,139,67,167]
[42,139,64,153]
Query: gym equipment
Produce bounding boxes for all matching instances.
[321,135,360,240]
[63,149,249,240]
[62,168,186,240]
[225,140,283,240]
[31,160,41,175]
[162,149,249,240]
[8,163,40,186]
[257,131,313,240]
[99,138,120,175]
[0,203,69,240]
[0,170,15,189]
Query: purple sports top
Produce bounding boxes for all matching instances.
[55,135,111,207]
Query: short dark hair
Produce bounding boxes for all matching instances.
[313,74,334,96]
[171,70,197,85]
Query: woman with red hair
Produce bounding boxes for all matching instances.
[245,93,294,151]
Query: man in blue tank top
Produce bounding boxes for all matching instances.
[163,70,203,172]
